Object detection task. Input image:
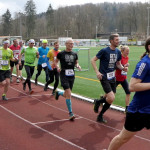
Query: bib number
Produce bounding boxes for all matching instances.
[121,70,127,76]
[107,71,115,80]
[0,60,8,66]
[65,69,74,76]
[42,63,47,68]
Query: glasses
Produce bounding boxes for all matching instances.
[30,43,34,44]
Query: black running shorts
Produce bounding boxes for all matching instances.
[100,77,116,94]
[60,72,75,90]
[0,70,11,82]
[124,112,150,132]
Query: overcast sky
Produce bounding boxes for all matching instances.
[0,0,148,17]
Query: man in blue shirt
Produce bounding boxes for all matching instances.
[91,34,128,123]
[35,39,50,85]
[108,37,150,150]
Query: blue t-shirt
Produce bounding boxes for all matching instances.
[38,46,50,65]
[96,47,121,79]
[128,55,150,114]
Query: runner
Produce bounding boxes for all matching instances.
[91,34,128,123]
[54,38,81,121]
[108,37,150,150]
[9,39,21,83]
[0,38,17,100]
[19,39,39,94]
[44,41,61,95]
[35,39,49,85]
[18,40,25,81]
[115,45,130,112]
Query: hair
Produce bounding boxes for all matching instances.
[119,45,129,53]
[2,38,8,42]
[109,34,119,42]
[13,39,17,42]
[141,37,150,59]
[54,41,59,45]
[65,38,73,44]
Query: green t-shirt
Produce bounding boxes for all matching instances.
[21,46,38,66]
[0,47,13,70]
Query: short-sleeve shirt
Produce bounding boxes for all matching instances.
[0,47,13,70]
[38,46,49,65]
[9,44,21,60]
[115,55,129,81]
[21,46,38,66]
[128,55,150,114]
[96,47,121,78]
[57,50,78,74]
[47,49,61,69]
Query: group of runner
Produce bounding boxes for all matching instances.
[0,35,150,149]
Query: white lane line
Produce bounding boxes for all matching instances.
[33,117,83,125]
[0,105,86,150]
[10,86,150,143]
[7,94,52,100]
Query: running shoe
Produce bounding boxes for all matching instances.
[97,115,107,124]
[2,95,8,101]
[16,78,20,83]
[29,89,34,95]
[44,84,48,91]
[52,90,55,95]
[23,82,26,91]
[93,99,101,113]
[55,91,60,100]
[69,112,75,121]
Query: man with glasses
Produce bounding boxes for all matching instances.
[19,39,39,94]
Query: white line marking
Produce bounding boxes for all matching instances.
[0,105,86,150]
[10,86,150,143]
[7,94,52,100]
[33,117,83,125]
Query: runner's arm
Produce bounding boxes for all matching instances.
[75,60,81,71]
[116,61,128,72]
[91,56,103,80]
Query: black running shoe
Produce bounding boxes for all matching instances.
[93,99,101,113]
[97,115,107,124]
[2,95,8,101]
[55,91,60,100]
[44,84,48,91]
[23,82,26,91]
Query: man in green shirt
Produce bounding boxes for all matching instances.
[19,39,39,94]
[0,38,17,100]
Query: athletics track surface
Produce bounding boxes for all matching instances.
[0,77,150,150]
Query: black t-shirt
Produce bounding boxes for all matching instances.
[57,50,78,71]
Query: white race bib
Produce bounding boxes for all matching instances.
[1,60,8,66]
[42,63,47,68]
[121,70,127,76]
[65,69,74,76]
[107,71,115,80]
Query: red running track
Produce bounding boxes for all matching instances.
[0,77,150,150]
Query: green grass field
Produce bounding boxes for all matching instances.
[18,46,145,108]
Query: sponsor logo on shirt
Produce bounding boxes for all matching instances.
[137,63,146,76]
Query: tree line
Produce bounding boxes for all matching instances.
[0,0,149,40]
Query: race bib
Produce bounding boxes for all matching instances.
[1,60,8,66]
[107,71,115,80]
[65,69,74,76]
[42,63,47,68]
[121,70,127,76]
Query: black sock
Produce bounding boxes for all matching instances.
[125,106,128,112]
[99,97,106,103]
[99,101,111,116]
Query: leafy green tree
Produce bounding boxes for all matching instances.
[2,9,12,36]
[25,0,36,38]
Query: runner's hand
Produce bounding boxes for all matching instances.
[96,72,103,80]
